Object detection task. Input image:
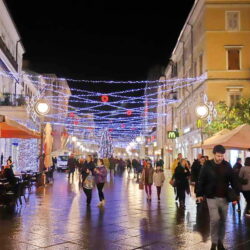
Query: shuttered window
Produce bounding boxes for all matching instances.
[228,49,240,70]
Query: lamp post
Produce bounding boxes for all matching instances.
[195,104,209,155]
[34,99,50,172]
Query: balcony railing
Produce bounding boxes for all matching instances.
[0,93,26,106]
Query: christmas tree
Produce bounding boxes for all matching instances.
[99,129,113,158]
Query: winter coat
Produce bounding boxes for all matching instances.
[173,165,190,192]
[94,166,107,184]
[197,159,239,198]
[171,158,180,175]
[191,159,202,183]
[82,161,95,181]
[67,157,76,172]
[153,171,165,186]
[239,166,250,191]
[141,167,154,185]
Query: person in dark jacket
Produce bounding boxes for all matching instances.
[67,154,76,179]
[191,156,206,195]
[196,145,240,250]
[82,155,96,205]
[173,158,190,208]
[232,157,243,212]
[3,160,16,186]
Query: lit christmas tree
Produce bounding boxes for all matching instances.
[99,129,113,158]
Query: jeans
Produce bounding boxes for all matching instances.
[83,188,92,204]
[97,183,105,201]
[156,186,161,198]
[145,184,152,196]
[207,198,228,244]
[176,186,186,204]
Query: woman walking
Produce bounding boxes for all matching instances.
[239,157,250,216]
[141,161,154,200]
[172,158,190,208]
[82,155,96,206]
[94,159,108,207]
[153,165,165,201]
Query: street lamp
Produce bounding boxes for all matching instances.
[195,104,209,119]
[195,104,209,154]
[34,99,50,172]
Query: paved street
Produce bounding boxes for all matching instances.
[0,170,250,250]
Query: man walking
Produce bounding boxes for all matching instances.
[196,145,239,250]
[67,153,76,179]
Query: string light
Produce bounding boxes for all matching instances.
[0,71,207,148]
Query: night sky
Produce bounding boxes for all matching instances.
[6,0,195,91]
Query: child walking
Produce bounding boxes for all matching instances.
[153,165,165,200]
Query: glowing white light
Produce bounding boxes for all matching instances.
[72,136,77,142]
[34,100,50,116]
[195,105,209,118]
[136,137,142,143]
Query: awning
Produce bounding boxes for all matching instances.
[192,129,230,149]
[192,124,250,150]
[0,115,40,139]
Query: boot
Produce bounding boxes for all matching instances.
[210,243,217,250]
[217,240,225,250]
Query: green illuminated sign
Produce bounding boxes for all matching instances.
[167,131,179,139]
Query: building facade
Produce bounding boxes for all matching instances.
[157,0,250,166]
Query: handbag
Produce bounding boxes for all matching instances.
[139,182,144,190]
[226,187,238,202]
[169,178,176,187]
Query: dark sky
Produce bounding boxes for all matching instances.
[6,0,195,88]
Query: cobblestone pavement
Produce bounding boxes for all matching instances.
[0,170,250,250]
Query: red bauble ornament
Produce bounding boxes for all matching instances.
[121,124,125,128]
[74,120,79,125]
[69,112,75,118]
[101,95,109,102]
[126,110,132,116]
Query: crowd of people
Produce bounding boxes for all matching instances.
[3,145,249,250]
[169,145,250,250]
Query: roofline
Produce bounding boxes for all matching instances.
[2,0,25,53]
[171,0,200,57]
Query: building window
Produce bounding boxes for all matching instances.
[229,93,241,106]
[199,54,203,75]
[226,11,240,31]
[171,62,178,78]
[227,86,243,106]
[227,48,240,70]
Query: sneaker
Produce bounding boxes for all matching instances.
[210,243,217,250]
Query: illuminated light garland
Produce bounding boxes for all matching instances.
[0,71,207,146]
[0,70,206,84]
